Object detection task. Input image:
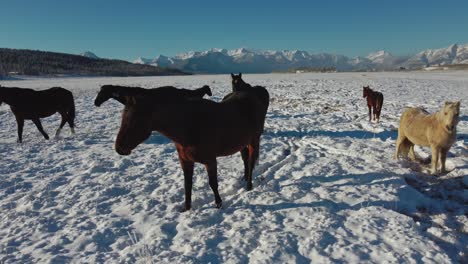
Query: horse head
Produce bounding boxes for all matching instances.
[94,85,116,106]
[115,96,154,155]
[440,101,461,133]
[201,85,212,97]
[231,73,249,91]
[363,86,371,98]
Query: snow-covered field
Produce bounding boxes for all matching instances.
[0,72,467,263]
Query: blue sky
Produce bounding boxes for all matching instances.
[1,0,467,61]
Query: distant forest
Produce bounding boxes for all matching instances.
[0,48,187,77]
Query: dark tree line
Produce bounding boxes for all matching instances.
[0,48,187,77]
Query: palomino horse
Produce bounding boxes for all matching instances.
[94,84,212,106]
[0,86,75,143]
[394,101,460,175]
[363,86,384,122]
[226,73,270,181]
[114,88,267,211]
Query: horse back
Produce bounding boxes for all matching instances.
[399,107,434,146]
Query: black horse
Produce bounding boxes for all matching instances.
[223,73,270,184]
[94,84,212,107]
[0,86,75,142]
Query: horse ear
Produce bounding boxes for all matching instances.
[239,73,242,78]
[231,73,235,78]
[455,101,461,108]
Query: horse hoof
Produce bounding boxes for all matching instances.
[216,202,223,209]
[246,184,253,191]
[179,204,191,213]
[179,206,191,213]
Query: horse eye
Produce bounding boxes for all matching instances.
[444,112,447,115]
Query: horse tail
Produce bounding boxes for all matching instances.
[377,93,383,112]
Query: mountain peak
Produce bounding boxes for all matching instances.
[80,51,99,59]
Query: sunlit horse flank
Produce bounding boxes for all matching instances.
[225,73,270,182]
[0,85,75,142]
[94,84,212,107]
[363,86,384,122]
[114,86,267,211]
[394,101,461,175]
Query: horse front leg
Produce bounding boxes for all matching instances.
[15,116,24,143]
[205,160,222,209]
[179,158,194,212]
[439,148,448,173]
[32,118,49,140]
[430,145,440,175]
[367,105,372,122]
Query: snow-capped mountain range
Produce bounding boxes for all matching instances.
[134,44,468,73]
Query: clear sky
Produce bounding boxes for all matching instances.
[1,0,467,61]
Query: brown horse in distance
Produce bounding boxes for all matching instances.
[225,73,270,181]
[114,88,267,211]
[0,86,75,142]
[94,84,212,107]
[363,86,384,122]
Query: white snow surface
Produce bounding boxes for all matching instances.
[0,72,467,263]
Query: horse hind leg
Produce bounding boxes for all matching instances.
[55,112,68,137]
[394,133,407,159]
[32,118,49,140]
[408,143,417,161]
[240,147,249,181]
[246,139,260,191]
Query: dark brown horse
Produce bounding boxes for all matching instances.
[226,73,270,181]
[0,86,75,142]
[363,86,384,122]
[114,88,267,211]
[94,84,212,107]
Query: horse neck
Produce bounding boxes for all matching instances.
[148,102,194,144]
[110,86,138,105]
[0,88,21,105]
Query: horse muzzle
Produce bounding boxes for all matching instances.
[115,146,131,156]
[446,125,455,132]
[94,99,102,107]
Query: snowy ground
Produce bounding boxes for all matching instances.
[0,72,467,263]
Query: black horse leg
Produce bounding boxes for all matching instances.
[56,113,67,137]
[205,160,222,209]
[15,116,24,143]
[67,113,75,134]
[179,158,194,212]
[240,147,249,181]
[32,118,49,140]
